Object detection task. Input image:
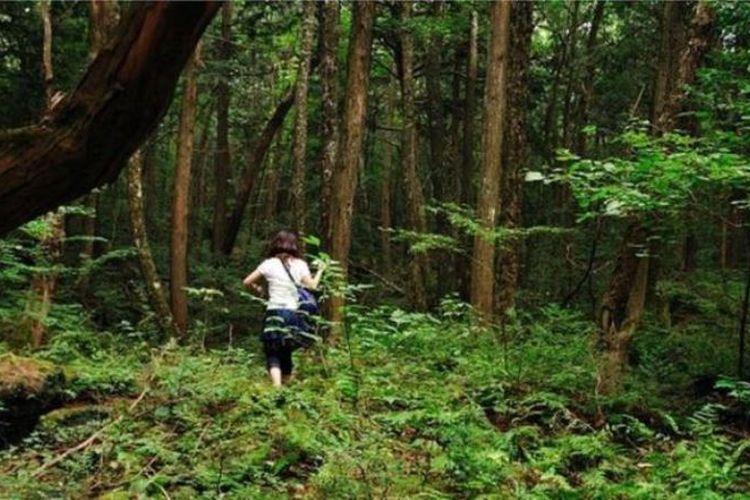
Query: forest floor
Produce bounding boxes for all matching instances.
[1,285,750,498]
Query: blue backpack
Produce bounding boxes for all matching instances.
[279,257,320,318]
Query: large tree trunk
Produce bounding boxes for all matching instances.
[290,1,318,235]
[211,2,233,254]
[469,0,511,322]
[327,1,376,335]
[319,0,340,245]
[170,46,200,338]
[127,151,179,339]
[399,1,429,309]
[0,2,219,236]
[221,87,296,255]
[496,0,534,317]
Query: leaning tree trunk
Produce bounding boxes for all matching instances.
[127,151,179,339]
[399,0,429,310]
[211,2,233,254]
[496,0,534,317]
[290,0,318,235]
[221,87,296,256]
[327,1,376,337]
[469,0,511,322]
[319,0,340,245]
[0,2,219,236]
[170,45,200,338]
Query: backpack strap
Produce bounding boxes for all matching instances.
[278,257,299,288]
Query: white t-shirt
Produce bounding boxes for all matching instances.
[256,257,311,310]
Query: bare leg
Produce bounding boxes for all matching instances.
[282,374,292,385]
[269,366,283,387]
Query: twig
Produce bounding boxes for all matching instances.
[348,260,406,295]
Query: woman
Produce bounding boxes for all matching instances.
[243,230,324,387]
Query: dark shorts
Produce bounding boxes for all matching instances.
[261,309,308,375]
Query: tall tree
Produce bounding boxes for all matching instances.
[424,1,446,200]
[0,2,219,236]
[127,151,179,339]
[496,0,534,316]
[170,45,200,337]
[461,9,479,207]
[211,2,233,254]
[469,0,511,321]
[399,0,429,309]
[598,1,715,393]
[379,79,397,277]
[319,0,340,244]
[290,0,318,235]
[327,0,376,332]
[573,0,605,155]
[26,0,64,348]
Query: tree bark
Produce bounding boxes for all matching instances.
[573,0,605,156]
[598,223,650,394]
[327,0,376,334]
[0,2,219,237]
[380,81,396,277]
[319,0,340,245]
[290,1,318,235]
[211,2,233,253]
[469,0,511,322]
[496,0,534,317]
[127,151,179,339]
[170,46,200,338]
[399,1,429,309]
[221,87,296,255]
[425,1,446,201]
[461,9,479,207]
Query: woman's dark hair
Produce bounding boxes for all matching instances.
[266,230,302,260]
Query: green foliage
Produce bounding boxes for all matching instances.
[2,302,748,497]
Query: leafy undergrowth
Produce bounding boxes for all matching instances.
[1,299,749,498]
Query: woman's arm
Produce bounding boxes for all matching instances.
[301,262,325,290]
[243,269,265,297]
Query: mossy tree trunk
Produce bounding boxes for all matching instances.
[170,45,200,338]
[469,0,511,322]
[127,151,179,339]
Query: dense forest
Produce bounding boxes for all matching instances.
[1,0,750,497]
